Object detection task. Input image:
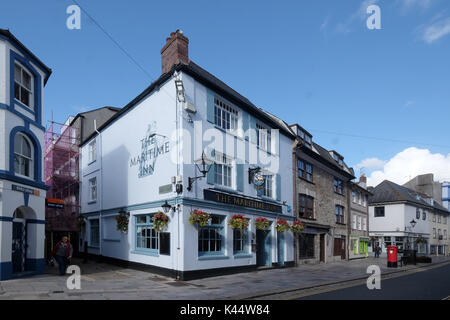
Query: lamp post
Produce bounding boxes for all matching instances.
[405,219,417,250]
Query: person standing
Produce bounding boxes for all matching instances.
[375,244,380,258]
[51,236,73,276]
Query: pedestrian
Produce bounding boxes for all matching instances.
[375,244,380,258]
[51,236,73,276]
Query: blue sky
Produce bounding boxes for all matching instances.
[2,0,450,185]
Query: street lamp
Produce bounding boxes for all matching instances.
[405,219,417,250]
[187,152,213,191]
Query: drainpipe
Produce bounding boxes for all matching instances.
[94,119,103,257]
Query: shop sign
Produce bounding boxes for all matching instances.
[12,184,39,196]
[204,189,282,213]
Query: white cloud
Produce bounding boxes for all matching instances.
[356,158,387,171]
[420,17,450,44]
[363,147,450,187]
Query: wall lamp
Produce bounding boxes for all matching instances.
[187,151,213,191]
[161,201,176,214]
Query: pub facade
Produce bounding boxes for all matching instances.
[80,30,296,280]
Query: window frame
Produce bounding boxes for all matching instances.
[298,194,314,220]
[88,140,97,164]
[298,233,315,259]
[14,62,34,109]
[13,132,33,178]
[261,173,274,199]
[134,214,159,254]
[335,205,345,224]
[374,206,385,217]
[88,177,97,203]
[214,97,238,133]
[233,228,249,255]
[214,152,234,189]
[297,159,313,183]
[256,122,272,153]
[333,178,344,195]
[198,215,225,257]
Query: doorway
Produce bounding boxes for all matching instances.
[277,232,285,267]
[320,234,325,263]
[12,218,26,274]
[256,229,272,267]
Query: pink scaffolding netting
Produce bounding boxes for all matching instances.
[44,121,80,232]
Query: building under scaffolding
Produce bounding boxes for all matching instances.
[43,107,121,257]
[44,117,80,257]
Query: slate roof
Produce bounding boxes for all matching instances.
[81,61,296,146]
[369,180,450,214]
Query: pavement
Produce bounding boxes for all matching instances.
[0,255,449,300]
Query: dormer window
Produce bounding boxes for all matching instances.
[297,127,312,149]
[332,152,344,167]
[14,63,33,108]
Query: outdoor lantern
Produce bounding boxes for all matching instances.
[187,152,213,191]
[410,219,417,228]
[161,200,173,214]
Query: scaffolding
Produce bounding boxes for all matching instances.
[44,120,80,233]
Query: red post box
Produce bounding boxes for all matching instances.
[387,245,398,268]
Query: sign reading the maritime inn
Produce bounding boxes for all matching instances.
[204,190,282,213]
[129,122,170,178]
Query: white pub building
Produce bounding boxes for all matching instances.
[80,31,296,280]
[0,29,52,280]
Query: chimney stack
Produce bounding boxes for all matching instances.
[161,30,190,75]
[359,174,367,189]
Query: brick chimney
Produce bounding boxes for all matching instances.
[359,174,367,189]
[161,30,190,74]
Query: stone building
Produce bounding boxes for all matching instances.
[348,175,371,259]
[290,124,355,264]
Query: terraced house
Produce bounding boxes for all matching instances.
[0,29,52,280]
[369,180,450,256]
[290,124,356,264]
[348,175,371,259]
[79,30,296,280]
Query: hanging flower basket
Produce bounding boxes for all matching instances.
[255,217,270,230]
[291,221,305,234]
[276,218,290,233]
[189,209,211,227]
[153,211,169,232]
[229,214,249,230]
[116,211,129,233]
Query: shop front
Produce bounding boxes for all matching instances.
[349,235,369,259]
